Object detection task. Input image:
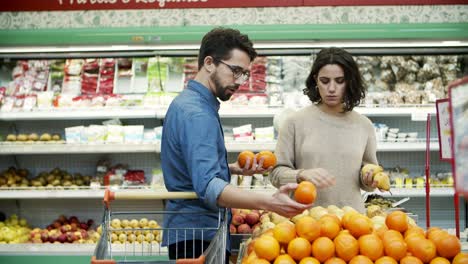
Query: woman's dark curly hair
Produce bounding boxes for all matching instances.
[303,47,366,112]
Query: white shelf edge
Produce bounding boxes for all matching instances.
[0,143,160,155]
[369,187,455,197]
[0,243,96,255]
[0,108,158,120]
[0,141,439,154]
[0,189,105,199]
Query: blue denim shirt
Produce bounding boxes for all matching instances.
[161,80,231,249]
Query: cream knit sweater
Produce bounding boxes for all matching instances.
[270,104,378,213]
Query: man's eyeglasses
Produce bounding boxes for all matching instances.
[214,59,250,83]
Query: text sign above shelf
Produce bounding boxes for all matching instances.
[0,0,464,12]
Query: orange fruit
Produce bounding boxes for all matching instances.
[358,234,384,261]
[433,234,461,259]
[294,181,317,204]
[375,256,398,264]
[404,233,425,254]
[324,257,347,264]
[429,257,451,264]
[334,233,359,262]
[400,256,423,264]
[295,216,321,242]
[255,150,277,169]
[273,254,296,264]
[385,211,408,233]
[300,257,321,264]
[382,230,404,244]
[320,219,341,239]
[312,237,335,262]
[404,226,425,238]
[320,214,342,228]
[237,151,255,169]
[273,221,297,244]
[288,237,312,261]
[254,235,280,261]
[427,228,448,243]
[347,214,373,238]
[255,259,271,264]
[383,238,407,261]
[425,227,442,238]
[452,252,468,264]
[349,255,374,264]
[342,211,359,229]
[410,238,436,263]
[374,225,388,240]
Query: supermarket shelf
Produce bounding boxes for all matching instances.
[0,143,160,155]
[0,105,436,120]
[377,141,439,151]
[0,189,105,199]
[370,187,455,197]
[0,141,438,154]
[156,105,436,118]
[0,108,158,121]
[354,106,436,117]
[0,186,277,199]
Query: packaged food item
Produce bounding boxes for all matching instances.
[124,125,144,144]
[23,94,37,111]
[254,126,274,142]
[36,91,54,109]
[98,58,115,94]
[151,169,164,188]
[86,125,107,144]
[65,126,84,144]
[154,126,163,141]
[105,125,124,143]
[143,129,156,143]
[123,170,146,186]
[114,58,132,94]
[1,96,15,112]
[233,124,253,142]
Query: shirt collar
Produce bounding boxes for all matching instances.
[187,79,221,112]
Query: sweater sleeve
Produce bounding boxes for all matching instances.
[270,116,302,187]
[359,120,379,192]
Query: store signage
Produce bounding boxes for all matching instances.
[436,99,452,161]
[0,0,465,12]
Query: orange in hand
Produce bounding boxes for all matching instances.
[255,150,277,169]
[238,150,255,169]
[294,181,317,204]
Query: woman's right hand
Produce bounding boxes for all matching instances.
[297,168,336,188]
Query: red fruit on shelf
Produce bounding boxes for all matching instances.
[237,224,252,234]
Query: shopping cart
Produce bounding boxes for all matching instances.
[91,189,228,264]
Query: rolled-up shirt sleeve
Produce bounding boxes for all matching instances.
[181,112,228,210]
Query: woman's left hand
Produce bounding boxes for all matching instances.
[361,169,378,188]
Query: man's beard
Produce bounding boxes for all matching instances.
[211,73,239,101]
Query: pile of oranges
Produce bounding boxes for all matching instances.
[241,210,467,264]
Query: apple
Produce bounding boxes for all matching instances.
[148,220,158,229]
[32,238,42,243]
[121,219,130,228]
[230,224,237,234]
[237,224,251,234]
[48,234,58,243]
[80,229,88,239]
[127,233,136,243]
[87,219,94,227]
[79,222,89,230]
[60,224,71,233]
[231,208,241,215]
[139,218,148,228]
[111,233,118,242]
[57,234,67,243]
[118,233,127,243]
[129,219,139,228]
[245,212,260,226]
[111,219,121,229]
[136,234,144,243]
[70,223,78,232]
[231,214,245,226]
[40,232,49,242]
[52,221,61,229]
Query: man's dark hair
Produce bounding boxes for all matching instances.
[198,27,257,70]
[303,47,366,112]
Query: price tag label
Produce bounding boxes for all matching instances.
[411,111,427,121]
